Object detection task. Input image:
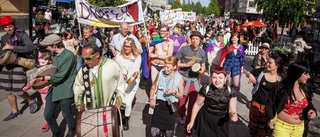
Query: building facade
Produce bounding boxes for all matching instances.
[224,0,262,20]
[0,0,30,31]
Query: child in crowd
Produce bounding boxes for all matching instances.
[23,53,54,132]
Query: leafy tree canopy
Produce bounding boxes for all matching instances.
[206,0,220,16]
[88,0,126,7]
[171,0,182,9]
[255,0,315,26]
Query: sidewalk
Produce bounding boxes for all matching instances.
[0,57,320,137]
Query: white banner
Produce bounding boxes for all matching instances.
[75,0,144,27]
[160,8,183,26]
[182,12,196,22]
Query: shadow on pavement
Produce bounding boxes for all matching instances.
[139,76,153,97]
[20,91,41,114]
[236,91,250,109]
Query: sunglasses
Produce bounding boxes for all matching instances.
[260,47,269,50]
[82,53,97,60]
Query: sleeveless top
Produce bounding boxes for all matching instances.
[282,97,308,116]
[156,71,182,103]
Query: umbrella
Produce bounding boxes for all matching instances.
[242,21,267,27]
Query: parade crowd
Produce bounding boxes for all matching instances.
[0,11,318,137]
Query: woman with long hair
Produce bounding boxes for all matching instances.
[267,62,317,137]
[219,32,245,91]
[186,66,238,137]
[246,53,285,136]
[62,30,79,56]
[114,38,142,131]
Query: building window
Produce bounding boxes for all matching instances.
[248,1,255,7]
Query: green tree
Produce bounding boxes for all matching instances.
[88,0,126,7]
[255,0,315,39]
[206,0,220,16]
[201,6,207,15]
[191,2,195,11]
[194,2,203,14]
[171,0,182,9]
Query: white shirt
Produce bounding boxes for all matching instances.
[110,33,142,52]
[44,11,52,21]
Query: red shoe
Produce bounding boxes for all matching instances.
[42,122,49,132]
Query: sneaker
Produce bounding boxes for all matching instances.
[3,110,22,121]
[42,122,49,132]
[29,98,38,114]
[179,116,186,125]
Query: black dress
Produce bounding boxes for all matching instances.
[193,85,236,137]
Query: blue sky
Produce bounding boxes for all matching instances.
[191,0,210,7]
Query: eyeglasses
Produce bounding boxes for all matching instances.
[82,53,97,60]
[124,46,132,48]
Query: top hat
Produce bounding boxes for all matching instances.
[0,16,15,27]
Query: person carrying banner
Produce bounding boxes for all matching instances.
[0,16,38,121]
[110,22,142,57]
[175,31,206,136]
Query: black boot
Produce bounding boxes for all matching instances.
[123,116,130,131]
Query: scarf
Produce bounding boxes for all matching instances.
[149,35,165,47]
[8,29,25,46]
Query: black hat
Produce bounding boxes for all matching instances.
[190,31,203,40]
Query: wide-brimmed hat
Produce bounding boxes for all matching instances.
[0,16,15,27]
[260,42,270,49]
[190,31,203,40]
[40,34,62,46]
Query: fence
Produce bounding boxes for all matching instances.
[244,41,261,56]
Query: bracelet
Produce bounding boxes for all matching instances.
[42,76,45,81]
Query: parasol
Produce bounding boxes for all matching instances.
[242,21,267,27]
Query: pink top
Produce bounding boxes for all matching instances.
[24,84,49,94]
